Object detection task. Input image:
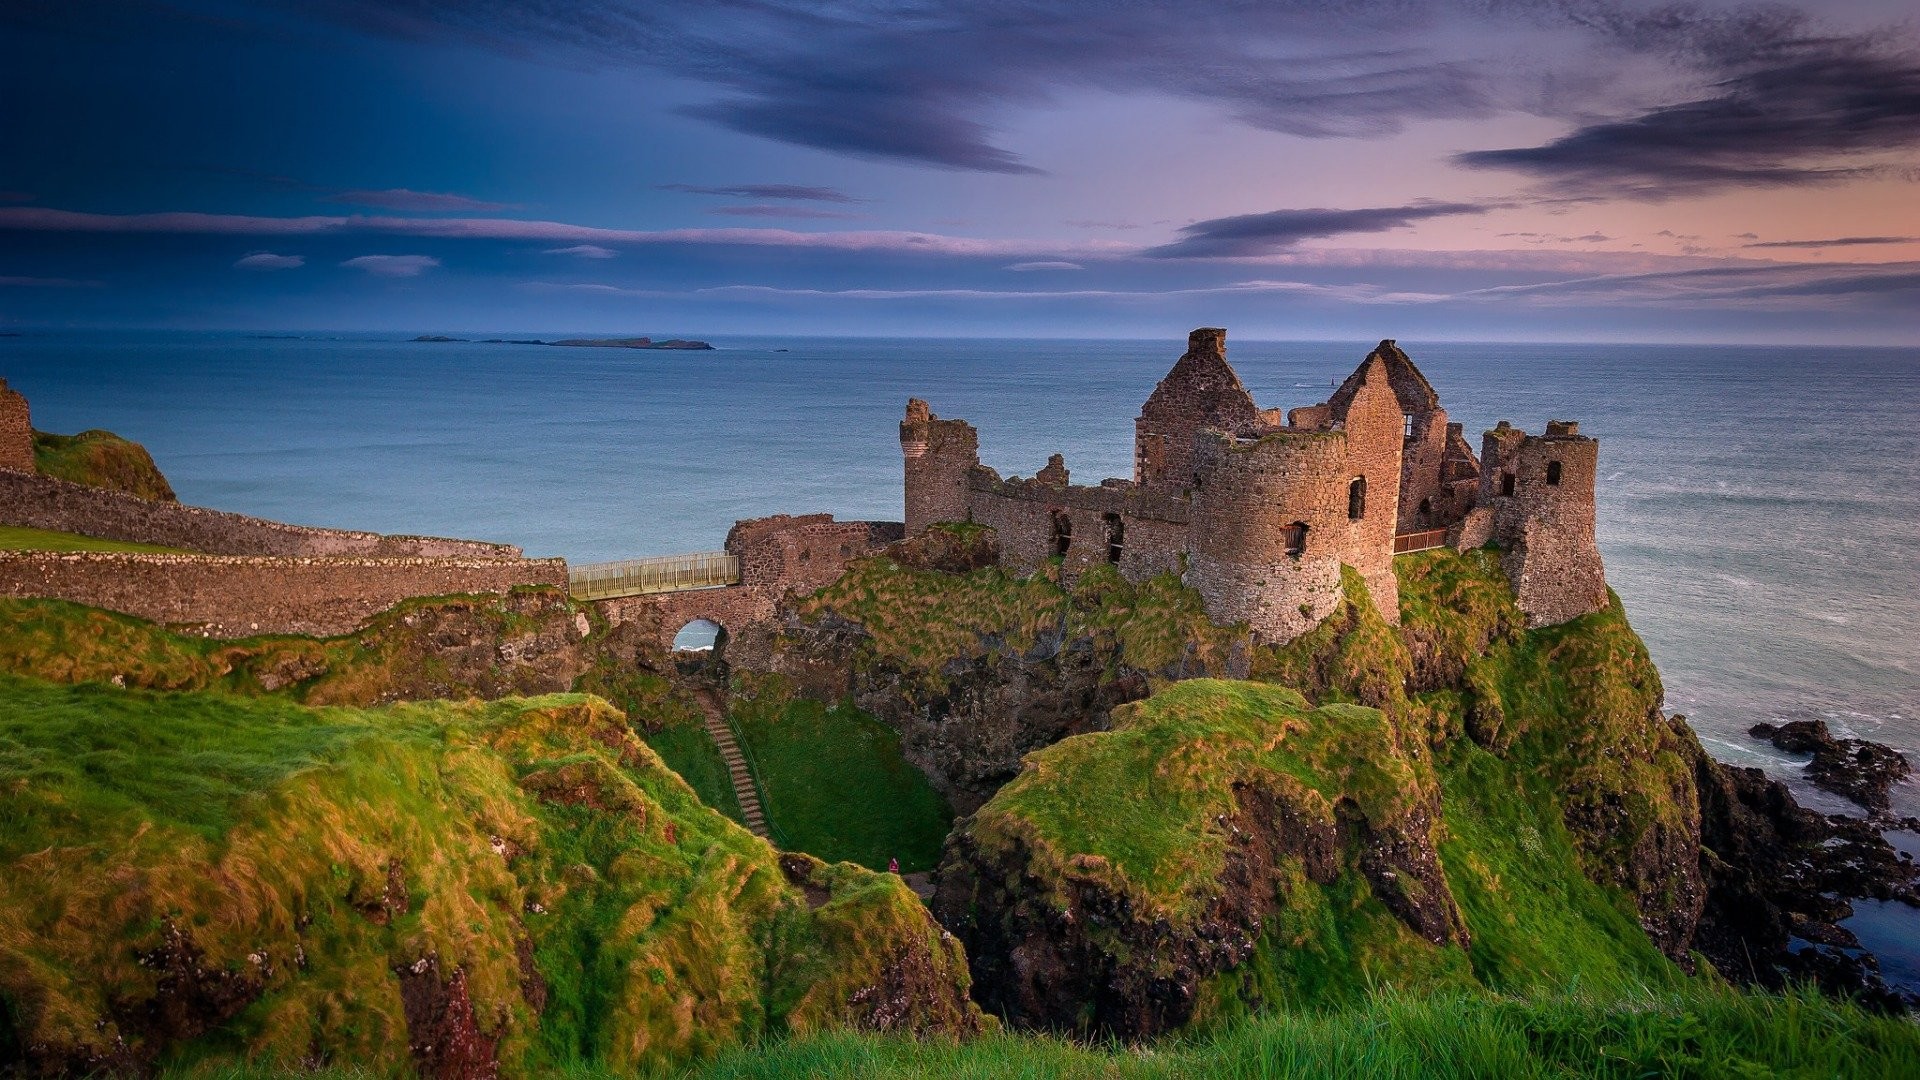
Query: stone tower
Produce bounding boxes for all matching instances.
[1134,328,1261,492]
[900,398,980,535]
[0,378,33,474]
[1478,420,1606,627]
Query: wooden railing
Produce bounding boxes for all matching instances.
[1393,528,1450,556]
[568,551,740,601]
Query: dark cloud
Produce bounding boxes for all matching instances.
[1744,236,1917,249]
[324,188,509,212]
[704,205,859,220]
[1147,202,1491,259]
[1457,43,1920,196]
[659,183,863,203]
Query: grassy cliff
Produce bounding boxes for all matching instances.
[932,546,1734,1038]
[32,428,177,501]
[0,676,980,1076]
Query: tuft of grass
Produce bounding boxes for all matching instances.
[729,673,953,872]
[32,427,176,501]
[0,524,192,553]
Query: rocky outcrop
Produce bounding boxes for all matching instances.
[1749,720,1913,815]
[932,681,1464,1039]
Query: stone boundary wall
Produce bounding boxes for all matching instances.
[0,551,566,637]
[0,469,524,558]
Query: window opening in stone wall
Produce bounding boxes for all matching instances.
[1052,510,1073,557]
[1501,472,1516,497]
[1103,512,1124,564]
[1348,476,1366,520]
[1418,497,1433,524]
[1285,521,1308,557]
[673,619,722,653]
[1404,413,1416,438]
[1546,460,1562,486]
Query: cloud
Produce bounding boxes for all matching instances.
[233,252,304,270]
[704,205,859,220]
[1457,42,1920,197]
[543,244,617,258]
[1452,261,1920,308]
[522,278,1444,304]
[1743,236,1917,249]
[0,206,1123,259]
[0,191,31,203]
[1006,261,1084,271]
[0,275,100,288]
[341,254,440,277]
[280,1,1524,173]
[1147,202,1492,258]
[324,188,508,212]
[659,183,862,203]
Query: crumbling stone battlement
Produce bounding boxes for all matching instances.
[901,330,1607,641]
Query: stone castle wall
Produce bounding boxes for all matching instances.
[897,329,1607,639]
[0,551,567,637]
[0,469,525,558]
[902,402,980,536]
[1187,429,1350,642]
[0,378,32,474]
[1483,421,1607,627]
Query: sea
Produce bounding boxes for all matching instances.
[4,330,1917,975]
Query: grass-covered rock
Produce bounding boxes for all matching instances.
[933,679,1465,1038]
[32,428,176,501]
[0,675,980,1076]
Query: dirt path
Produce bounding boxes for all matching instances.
[691,688,770,838]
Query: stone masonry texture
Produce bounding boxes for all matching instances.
[898,329,1608,640]
[0,551,567,638]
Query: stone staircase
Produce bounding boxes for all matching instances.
[693,689,770,838]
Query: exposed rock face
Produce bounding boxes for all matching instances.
[932,681,1465,1040]
[767,608,1149,811]
[1749,720,1913,814]
[1691,751,1919,1009]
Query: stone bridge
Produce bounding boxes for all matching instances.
[585,515,904,654]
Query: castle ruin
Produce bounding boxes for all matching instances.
[901,328,1607,638]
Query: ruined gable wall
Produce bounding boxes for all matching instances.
[0,551,566,638]
[901,401,979,535]
[0,469,524,558]
[1328,355,1405,623]
[1485,422,1607,627]
[1396,405,1453,532]
[1134,328,1261,492]
[0,379,31,473]
[1186,430,1349,643]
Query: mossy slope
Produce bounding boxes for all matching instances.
[0,675,980,1076]
[935,546,1714,1038]
[32,428,176,501]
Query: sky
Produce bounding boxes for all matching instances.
[2,0,1918,342]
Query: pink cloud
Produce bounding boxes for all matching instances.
[341,254,440,277]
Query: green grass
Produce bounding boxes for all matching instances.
[729,675,953,872]
[0,524,191,553]
[32,427,176,500]
[155,984,1920,1078]
[0,673,979,1075]
[644,721,746,825]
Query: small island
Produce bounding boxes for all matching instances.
[410,335,715,350]
[548,337,714,350]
